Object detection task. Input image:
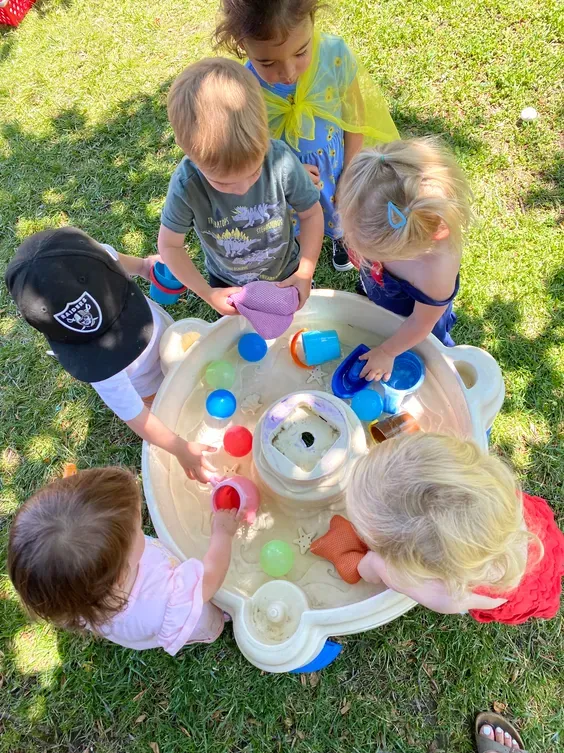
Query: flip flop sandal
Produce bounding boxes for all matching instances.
[475,712,527,753]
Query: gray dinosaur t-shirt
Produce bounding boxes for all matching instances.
[161,140,320,285]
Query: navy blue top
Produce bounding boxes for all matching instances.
[360,265,459,347]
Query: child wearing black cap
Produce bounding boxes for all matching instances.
[5,227,216,483]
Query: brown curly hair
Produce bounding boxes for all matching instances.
[215,0,325,57]
[8,467,141,631]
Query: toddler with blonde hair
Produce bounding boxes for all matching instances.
[158,57,324,314]
[346,433,564,624]
[8,467,240,653]
[338,137,472,382]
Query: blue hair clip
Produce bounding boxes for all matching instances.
[387,201,409,229]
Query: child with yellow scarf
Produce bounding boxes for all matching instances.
[215,0,398,272]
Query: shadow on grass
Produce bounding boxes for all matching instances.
[0,83,175,270]
[522,147,564,215]
[455,267,564,505]
[0,25,16,64]
[32,0,75,18]
[394,105,488,158]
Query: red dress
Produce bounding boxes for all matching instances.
[470,493,564,625]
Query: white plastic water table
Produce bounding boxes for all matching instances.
[142,290,504,673]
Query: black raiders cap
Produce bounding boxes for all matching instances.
[5,227,154,382]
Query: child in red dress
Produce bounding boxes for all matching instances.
[346,433,564,624]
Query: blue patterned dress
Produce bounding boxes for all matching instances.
[247,36,356,239]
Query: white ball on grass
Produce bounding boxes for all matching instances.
[520,107,538,122]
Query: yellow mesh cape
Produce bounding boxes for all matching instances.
[261,30,399,151]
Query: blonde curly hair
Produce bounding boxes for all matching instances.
[346,433,538,597]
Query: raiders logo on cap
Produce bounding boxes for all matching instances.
[54,292,103,333]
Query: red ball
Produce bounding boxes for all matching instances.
[223,425,253,457]
[214,485,240,510]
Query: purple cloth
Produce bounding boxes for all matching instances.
[228,281,299,339]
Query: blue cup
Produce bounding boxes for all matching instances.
[382,351,426,414]
[149,262,186,305]
[302,330,341,366]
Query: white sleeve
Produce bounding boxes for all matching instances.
[91,370,145,421]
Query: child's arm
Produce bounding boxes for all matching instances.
[342,78,364,169]
[360,301,448,381]
[360,256,458,381]
[115,252,160,281]
[344,131,364,171]
[358,551,507,613]
[127,407,216,483]
[157,225,241,316]
[277,201,324,308]
[357,552,384,585]
[202,510,239,601]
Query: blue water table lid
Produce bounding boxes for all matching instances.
[331,344,371,399]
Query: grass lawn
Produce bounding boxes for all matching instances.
[0,0,562,750]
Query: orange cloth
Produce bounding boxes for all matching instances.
[310,514,368,584]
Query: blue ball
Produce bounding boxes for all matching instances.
[238,333,268,362]
[351,390,383,422]
[206,389,237,419]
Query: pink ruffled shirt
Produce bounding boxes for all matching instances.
[96,537,224,655]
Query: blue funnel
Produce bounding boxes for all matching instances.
[382,351,425,414]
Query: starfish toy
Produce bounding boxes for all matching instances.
[223,463,240,476]
[306,366,327,385]
[241,393,263,415]
[293,527,316,555]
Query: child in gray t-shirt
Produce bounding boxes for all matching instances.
[158,58,324,316]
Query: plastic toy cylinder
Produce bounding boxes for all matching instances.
[211,475,260,524]
[302,330,341,366]
[369,412,421,443]
[382,387,404,415]
[149,262,187,305]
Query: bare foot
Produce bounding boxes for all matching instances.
[480,723,521,751]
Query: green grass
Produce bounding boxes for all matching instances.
[0,0,562,750]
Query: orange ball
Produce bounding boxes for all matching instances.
[224,425,253,457]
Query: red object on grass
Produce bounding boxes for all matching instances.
[0,0,37,26]
[223,425,253,458]
[214,485,240,510]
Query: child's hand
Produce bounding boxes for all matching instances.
[206,287,241,317]
[303,164,321,186]
[176,441,217,483]
[277,273,312,310]
[212,508,239,538]
[138,254,162,281]
[359,346,395,382]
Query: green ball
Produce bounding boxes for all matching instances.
[260,540,295,578]
[205,360,236,390]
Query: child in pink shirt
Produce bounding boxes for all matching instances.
[8,467,238,654]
